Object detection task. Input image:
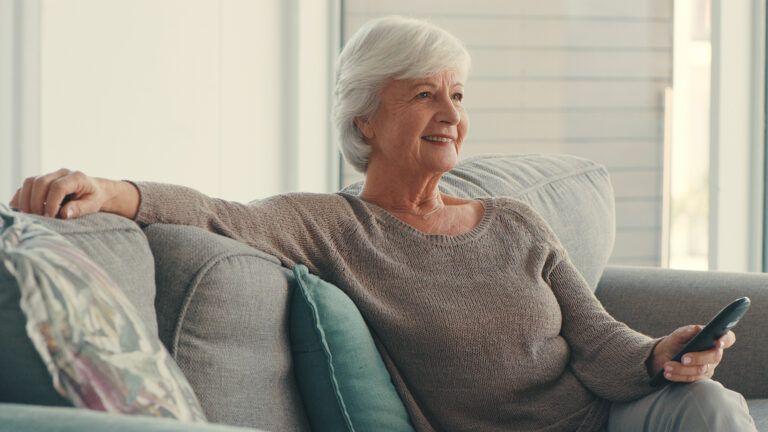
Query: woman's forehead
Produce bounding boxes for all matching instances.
[388,71,465,92]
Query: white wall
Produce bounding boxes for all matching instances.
[343,0,673,267]
[4,0,339,204]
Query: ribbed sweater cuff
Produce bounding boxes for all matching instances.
[632,336,666,397]
[123,180,172,228]
[122,180,145,225]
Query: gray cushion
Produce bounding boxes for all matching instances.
[0,403,262,432]
[597,265,768,399]
[0,211,156,406]
[144,224,310,431]
[344,153,614,290]
[748,399,768,432]
[14,212,158,332]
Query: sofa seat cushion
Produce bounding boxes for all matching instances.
[748,399,768,432]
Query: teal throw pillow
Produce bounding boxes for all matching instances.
[289,265,414,432]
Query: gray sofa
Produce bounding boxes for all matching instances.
[1,154,766,432]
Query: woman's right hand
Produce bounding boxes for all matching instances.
[8,169,139,220]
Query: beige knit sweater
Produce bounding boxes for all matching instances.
[131,182,660,432]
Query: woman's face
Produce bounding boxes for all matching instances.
[357,69,468,176]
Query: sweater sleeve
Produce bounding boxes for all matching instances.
[127,181,337,273]
[545,254,662,402]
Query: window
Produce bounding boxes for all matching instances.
[668,0,712,270]
[0,0,341,204]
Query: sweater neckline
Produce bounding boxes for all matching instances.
[340,193,496,245]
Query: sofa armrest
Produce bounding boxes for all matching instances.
[595,265,768,398]
[143,224,309,431]
[0,403,261,432]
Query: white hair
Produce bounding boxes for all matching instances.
[332,16,471,173]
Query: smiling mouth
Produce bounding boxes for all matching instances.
[422,135,455,143]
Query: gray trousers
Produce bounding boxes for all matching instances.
[607,380,757,431]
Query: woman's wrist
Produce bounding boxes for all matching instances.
[101,179,140,220]
[646,337,668,377]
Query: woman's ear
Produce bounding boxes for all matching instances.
[354,116,375,140]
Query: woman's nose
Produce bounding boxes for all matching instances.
[436,94,461,125]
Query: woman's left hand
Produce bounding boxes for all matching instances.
[648,325,736,383]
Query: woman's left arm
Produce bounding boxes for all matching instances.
[546,255,734,402]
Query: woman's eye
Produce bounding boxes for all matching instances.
[416,91,431,99]
[452,93,464,102]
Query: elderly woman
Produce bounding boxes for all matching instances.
[10,16,755,432]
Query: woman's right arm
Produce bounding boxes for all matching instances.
[8,169,324,270]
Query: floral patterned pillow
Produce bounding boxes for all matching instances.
[0,204,206,422]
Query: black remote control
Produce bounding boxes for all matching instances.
[649,297,751,387]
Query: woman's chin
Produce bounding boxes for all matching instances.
[423,154,458,174]
[414,141,460,173]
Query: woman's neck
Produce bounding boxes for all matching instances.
[358,160,486,236]
[359,164,446,217]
